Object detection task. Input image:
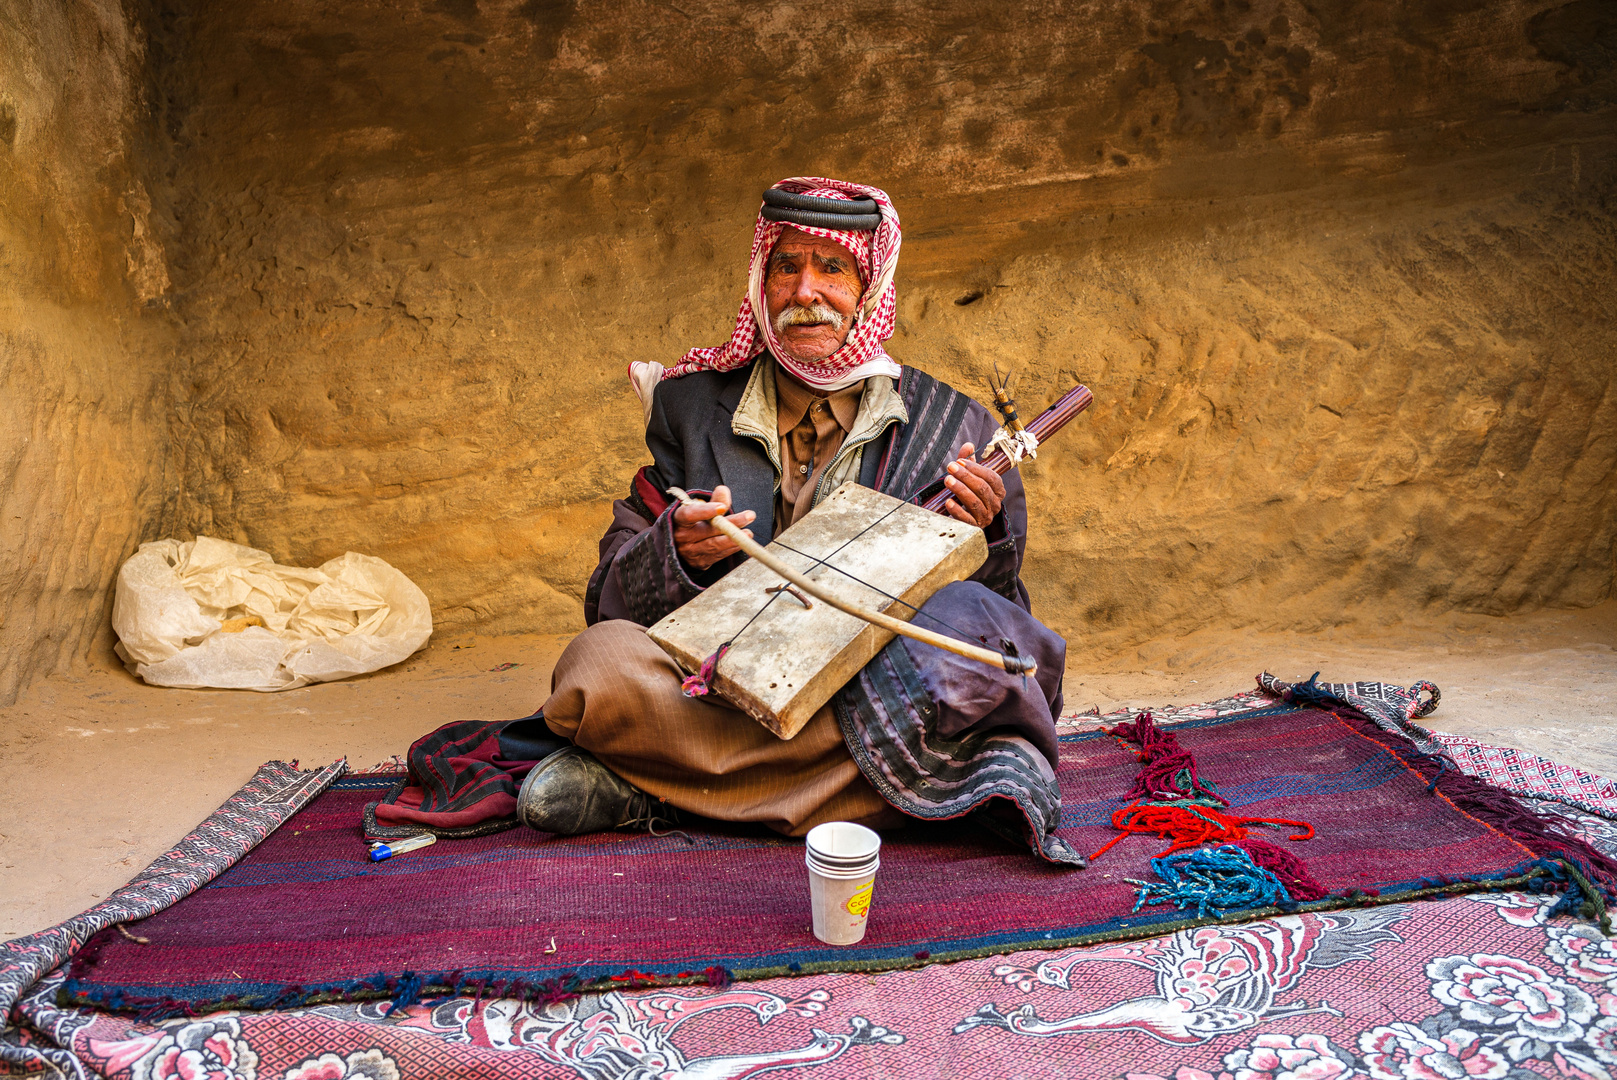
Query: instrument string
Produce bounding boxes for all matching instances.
[679,468,1028,698]
[748,467,1021,646]
[759,469,957,591]
[767,538,984,646]
[692,506,907,684]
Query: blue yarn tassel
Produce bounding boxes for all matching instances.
[1287,672,1343,710]
[1523,857,1612,934]
[1129,845,1297,918]
[384,972,426,1016]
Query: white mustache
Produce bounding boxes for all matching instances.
[773,303,845,335]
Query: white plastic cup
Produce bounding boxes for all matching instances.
[805,821,881,945]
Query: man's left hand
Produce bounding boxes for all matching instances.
[942,443,1005,528]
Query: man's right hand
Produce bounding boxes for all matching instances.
[672,485,756,570]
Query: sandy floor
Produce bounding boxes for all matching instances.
[2,602,1613,941]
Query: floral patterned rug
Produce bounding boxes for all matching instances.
[4,682,1615,1080]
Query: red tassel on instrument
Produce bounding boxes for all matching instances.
[681,643,730,698]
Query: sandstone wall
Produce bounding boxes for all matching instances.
[8,0,1611,701]
[0,0,178,704]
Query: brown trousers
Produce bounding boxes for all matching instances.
[541,620,903,837]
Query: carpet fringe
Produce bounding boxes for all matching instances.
[1329,706,1616,933]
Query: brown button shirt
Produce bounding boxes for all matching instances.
[775,370,865,530]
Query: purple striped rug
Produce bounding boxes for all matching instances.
[60,701,1608,1019]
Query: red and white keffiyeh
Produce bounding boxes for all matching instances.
[630,177,903,404]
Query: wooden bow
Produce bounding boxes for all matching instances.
[666,487,1037,676]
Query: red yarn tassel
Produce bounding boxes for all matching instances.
[681,644,730,698]
[1089,801,1315,862]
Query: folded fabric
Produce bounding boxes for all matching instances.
[113,536,432,691]
[364,712,567,839]
[1257,671,1445,756]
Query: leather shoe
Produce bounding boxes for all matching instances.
[516,747,678,836]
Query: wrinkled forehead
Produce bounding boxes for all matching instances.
[766,226,866,279]
[769,228,857,263]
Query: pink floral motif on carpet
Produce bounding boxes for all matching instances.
[8,887,1616,1079]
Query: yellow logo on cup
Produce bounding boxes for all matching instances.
[844,882,874,917]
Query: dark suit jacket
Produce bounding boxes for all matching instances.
[585,358,1030,627]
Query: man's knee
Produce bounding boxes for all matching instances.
[569,618,651,651]
[553,619,659,680]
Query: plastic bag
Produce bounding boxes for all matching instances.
[112,536,433,691]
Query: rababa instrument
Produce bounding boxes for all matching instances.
[647,382,1092,739]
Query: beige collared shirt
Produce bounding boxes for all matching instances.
[775,373,864,528]
[729,357,911,537]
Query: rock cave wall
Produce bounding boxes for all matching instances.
[0,0,178,705]
[5,0,1613,703]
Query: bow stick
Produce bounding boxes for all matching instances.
[666,487,1037,677]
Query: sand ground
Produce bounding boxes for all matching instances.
[3,602,1613,941]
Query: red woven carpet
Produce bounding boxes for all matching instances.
[60,701,1581,1018]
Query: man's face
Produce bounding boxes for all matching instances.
[763,229,865,364]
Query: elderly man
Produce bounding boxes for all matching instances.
[514,178,1081,865]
